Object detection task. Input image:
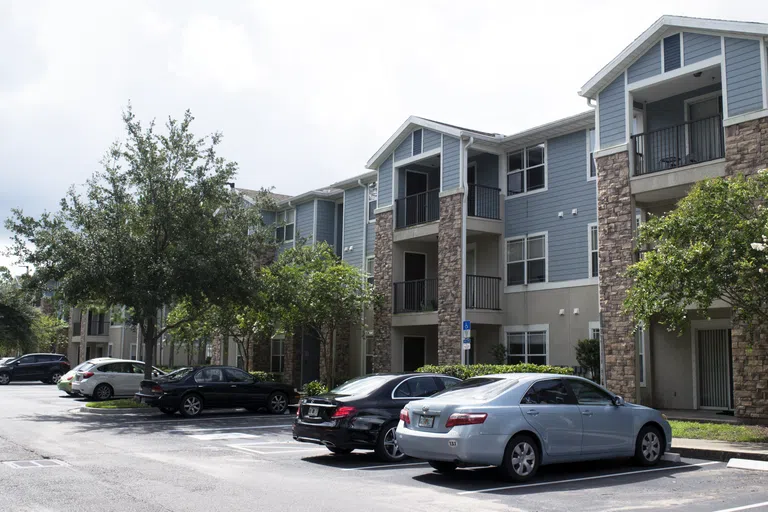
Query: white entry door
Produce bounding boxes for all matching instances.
[697,329,732,410]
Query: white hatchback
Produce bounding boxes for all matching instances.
[73,359,165,400]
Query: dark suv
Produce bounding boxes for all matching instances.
[0,354,71,385]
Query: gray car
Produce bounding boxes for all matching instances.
[396,373,672,482]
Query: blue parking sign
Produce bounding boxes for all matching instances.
[462,320,471,331]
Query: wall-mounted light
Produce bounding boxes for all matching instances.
[572,208,578,216]
[559,309,565,316]
[573,308,580,315]
[693,71,702,78]
[558,211,564,218]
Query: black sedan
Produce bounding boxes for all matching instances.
[134,366,300,417]
[293,373,460,462]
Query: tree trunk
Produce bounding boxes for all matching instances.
[142,317,157,381]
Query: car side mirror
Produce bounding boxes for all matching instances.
[612,395,625,406]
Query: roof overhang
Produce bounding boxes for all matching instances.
[499,111,595,151]
[579,15,768,99]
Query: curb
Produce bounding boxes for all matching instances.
[78,406,158,416]
[673,446,768,462]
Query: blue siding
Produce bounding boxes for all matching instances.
[377,155,393,207]
[725,37,764,116]
[664,34,681,72]
[683,32,721,65]
[366,222,375,255]
[505,130,597,283]
[413,129,423,155]
[261,210,275,226]
[442,135,461,190]
[315,200,336,247]
[394,136,412,162]
[423,129,441,152]
[628,42,661,83]
[295,202,314,243]
[598,75,626,148]
[335,203,343,257]
[342,186,365,269]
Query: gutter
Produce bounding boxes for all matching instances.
[460,135,474,365]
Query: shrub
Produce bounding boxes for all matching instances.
[575,338,600,382]
[415,363,573,381]
[301,380,328,396]
[249,371,283,383]
[489,344,507,365]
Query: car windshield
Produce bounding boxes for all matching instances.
[2,357,19,365]
[330,375,394,396]
[432,377,519,401]
[73,361,93,371]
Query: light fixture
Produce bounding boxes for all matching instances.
[693,71,702,78]
[558,211,564,218]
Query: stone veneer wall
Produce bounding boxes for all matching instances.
[373,210,393,372]
[725,116,768,420]
[437,193,463,365]
[595,151,637,403]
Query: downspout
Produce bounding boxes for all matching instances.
[586,97,596,108]
[358,179,368,374]
[460,136,475,365]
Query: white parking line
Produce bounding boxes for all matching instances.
[457,461,720,495]
[228,443,327,455]
[713,502,768,512]
[340,461,430,471]
[189,433,261,441]
[168,424,292,433]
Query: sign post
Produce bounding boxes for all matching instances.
[461,320,471,364]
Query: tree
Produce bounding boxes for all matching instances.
[624,171,768,339]
[31,313,69,353]
[575,338,600,382]
[166,299,216,366]
[266,242,376,388]
[0,280,37,356]
[5,106,276,379]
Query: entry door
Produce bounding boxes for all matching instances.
[698,329,732,410]
[404,252,427,311]
[403,337,426,372]
[405,171,428,196]
[688,96,723,162]
[302,333,320,385]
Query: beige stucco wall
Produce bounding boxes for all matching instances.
[472,324,501,364]
[390,325,439,372]
[468,234,499,277]
[392,240,439,282]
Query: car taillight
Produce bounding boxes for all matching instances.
[66,376,73,381]
[151,385,163,394]
[399,408,410,425]
[445,413,487,428]
[62,361,70,367]
[81,372,94,379]
[331,406,357,419]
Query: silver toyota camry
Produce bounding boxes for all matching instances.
[396,373,672,482]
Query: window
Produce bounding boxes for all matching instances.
[507,144,545,196]
[225,368,254,383]
[589,321,600,341]
[393,377,440,399]
[365,256,374,286]
[275,210,295,243]
[506,234,546,286]
[368,182,378,222]
[87,311,108,335]
[637,328,646,387]
[130,363,145,374]
[521,379,575,405]
[412,129,423,156]
[271,337,285,373]
[365,335,374,374]
[589,223,599,278]
[107,344,113,358]
[195,368,226,383]
[506,329,547,365]
[588,128,597,179]
[130,344,137,360]
[566,379,613,405]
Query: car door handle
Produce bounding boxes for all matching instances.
[230,385,237,388]
[582,411,593,417]
[526,410,539,416]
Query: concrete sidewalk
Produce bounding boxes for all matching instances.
[673,438,768,462]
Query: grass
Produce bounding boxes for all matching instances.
[670,420,768,443]
[85,399,149,409]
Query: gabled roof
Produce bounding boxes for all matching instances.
[579,15,768,99]
[366,116,503,170]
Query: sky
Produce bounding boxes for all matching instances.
[1,0,766,274]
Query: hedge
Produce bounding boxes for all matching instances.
[416,363,573,380]
[249,371,284,383]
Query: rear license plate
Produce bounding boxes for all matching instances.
[307,406,319,417]
[418,415,434,428]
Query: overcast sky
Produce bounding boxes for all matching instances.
[1,0,766,273]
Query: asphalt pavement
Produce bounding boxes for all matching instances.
[2,383,768,512]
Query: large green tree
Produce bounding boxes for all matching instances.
[5,107,275,378]
[624,171,768,338]
[166,299,216,366]
[266,242,376,388]
[0,271,38,356]
[31,313,69,354]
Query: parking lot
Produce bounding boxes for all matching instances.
[3,384,768,512]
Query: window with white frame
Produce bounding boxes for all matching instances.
[588,128,597,179]
[368,182,377,222]
[506,329,547,365]
[365,335,374,374]
[589,223,599,278]
[275,210,295,243]
[271,337,285,373]
[507,144,545,196]
[506,234,546,286]
[366,256,374,286]
[588,321,600,341]
[636,328,646,387]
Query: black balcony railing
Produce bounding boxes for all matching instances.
[393,278,438,313]
[395,189,439,229]
[631,115,724,176]
[468,184,501,220]
[465,275,501,310]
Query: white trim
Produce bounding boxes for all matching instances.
[723,107,768,127]
[399,337,427,375]
[625,71,632,155]
[374,205,393,214]
[588,321,601,340]
[312,199,318,246]
[594,143,628,159]
[392,147,441,168]
[505,141,548,198]
[341,190,348,258]
[680,30,686,66]
[587,222,599,279]
[595,94,601,151]
[627,55,722,93]
[270,336,285,374]
[660,37,666,73]
[439,134,444,193]
[503,324,550,365]
[107,343,113,358]
[505,277,598,294]
[761,41,768,110]
[367,182,377,224]
[721,37,730,119]
[690,318,732,410]
[390,151,396,211]
[403,251,428,281]
[504,231,548,289]
[586,128,596,181]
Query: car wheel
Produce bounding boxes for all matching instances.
[93,384,114,401]
[327,447,353,455]
[375,421,407,463]
[635,425,663,466]
[159,407,177,416]
[428,461,457,473]
[0,373,10,385]
[180,394,203,418]
[49,372,63,384]
[501,434,540,482]
[267,392,288,414]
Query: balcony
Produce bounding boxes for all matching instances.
[631,115,724,176]
[393,278,438,314]
[468,184,501,220]
[465,275,501,310]
[395,189,439,229]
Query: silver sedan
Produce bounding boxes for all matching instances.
[396,373,672,482]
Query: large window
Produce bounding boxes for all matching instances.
[589,223,599,278]
[368,182,377,222]
[506,234,546,286]
[271,337,285,373]
[506,329,547,365]
[87,311,108,335]
[507,144,546,196]
[366,256,374,286]
[275,210,295,243]
[588,128,597,179]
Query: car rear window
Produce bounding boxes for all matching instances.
[79,363,97,372]
[330,375,394,396]
[434,377,519,401]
